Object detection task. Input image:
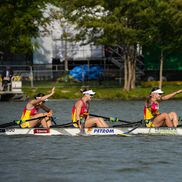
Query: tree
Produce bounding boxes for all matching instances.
[55,0,144,90]
[50,7,77,71]
[137,0,182,88]
[0,0,50,54]
[53,0,182,89]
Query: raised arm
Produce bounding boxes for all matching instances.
[162,89,182,100]
[31,87,55,105]
[40,87,55,101]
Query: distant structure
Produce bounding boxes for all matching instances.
[33,4,104,65]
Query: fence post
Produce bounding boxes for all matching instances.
[29,66,34,88]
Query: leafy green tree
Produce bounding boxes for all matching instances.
[1,0,181,89]
[137,0,182,88]
[57,0,182,90]
[55,0,147,90]
[0,0,50,54]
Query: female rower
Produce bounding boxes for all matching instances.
[144,87,182,127]
[72,89,109,128]
[20,87,55,128]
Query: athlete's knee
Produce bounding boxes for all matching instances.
[162,112,169,118]
[95,119,101,125]
[98,117,104,121]
[169,112,177,116]
[41,118,47,124]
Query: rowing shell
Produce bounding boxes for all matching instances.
[0,127,181,136]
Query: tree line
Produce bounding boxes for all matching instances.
[0,0,182,90]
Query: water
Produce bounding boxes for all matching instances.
[0,100,182,182]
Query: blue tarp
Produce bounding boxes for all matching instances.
[69,65,103,81]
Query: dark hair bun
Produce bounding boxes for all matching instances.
[151,87,160,93]
[80,86,89,93]
[34,93,45,99]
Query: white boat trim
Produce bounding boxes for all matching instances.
[0,127,181,136]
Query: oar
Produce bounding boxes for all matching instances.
[0,121,17,128]
[117,121,144,136]
[124,125,141,134]
[117,132,131,137]
[90,113,143,125]
[178,116,182,121]
[51,121,74,128]
[0,115,48,128]
[51,121,85,131]
[50,117,57,125]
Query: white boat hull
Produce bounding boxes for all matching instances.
[0,127,181,136]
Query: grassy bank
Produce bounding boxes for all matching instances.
[22,81,182,100]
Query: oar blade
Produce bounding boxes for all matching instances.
[117,133,131,137]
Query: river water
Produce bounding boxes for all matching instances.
[0,99,182,182]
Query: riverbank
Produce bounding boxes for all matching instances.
[22,81,182,100]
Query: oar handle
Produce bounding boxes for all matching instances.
[0,115,54,128]
[90,113,142,124]
[90,113,112,121]
[14,115,48,124]
[51,121,74,128]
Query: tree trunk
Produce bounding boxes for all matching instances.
[123,47,136,91]
[131,58,136,89]
[159,50,164,89]
[131,48,136,89]
[64,37,68,72]
[124,56,128,90]
[127,59,132,91]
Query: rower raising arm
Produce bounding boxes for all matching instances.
[161,90,182,100]
[144,87,182,128]
[20,87,55,128]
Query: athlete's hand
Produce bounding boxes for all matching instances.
[176,90,182,94]
[46,111,53,117]
[50,87,55,95]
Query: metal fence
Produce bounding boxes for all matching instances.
[0,64,124,87]
[0,59,146,88]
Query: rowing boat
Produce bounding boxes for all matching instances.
[0,127,127,136]
[0,127,181,136]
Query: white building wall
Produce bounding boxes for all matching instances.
[33,4,104,65]
[33,36,53,64]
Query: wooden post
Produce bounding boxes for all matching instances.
[30,66,34,88]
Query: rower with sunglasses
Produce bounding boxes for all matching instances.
[144,87,182,127]
[72,89,109,129]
